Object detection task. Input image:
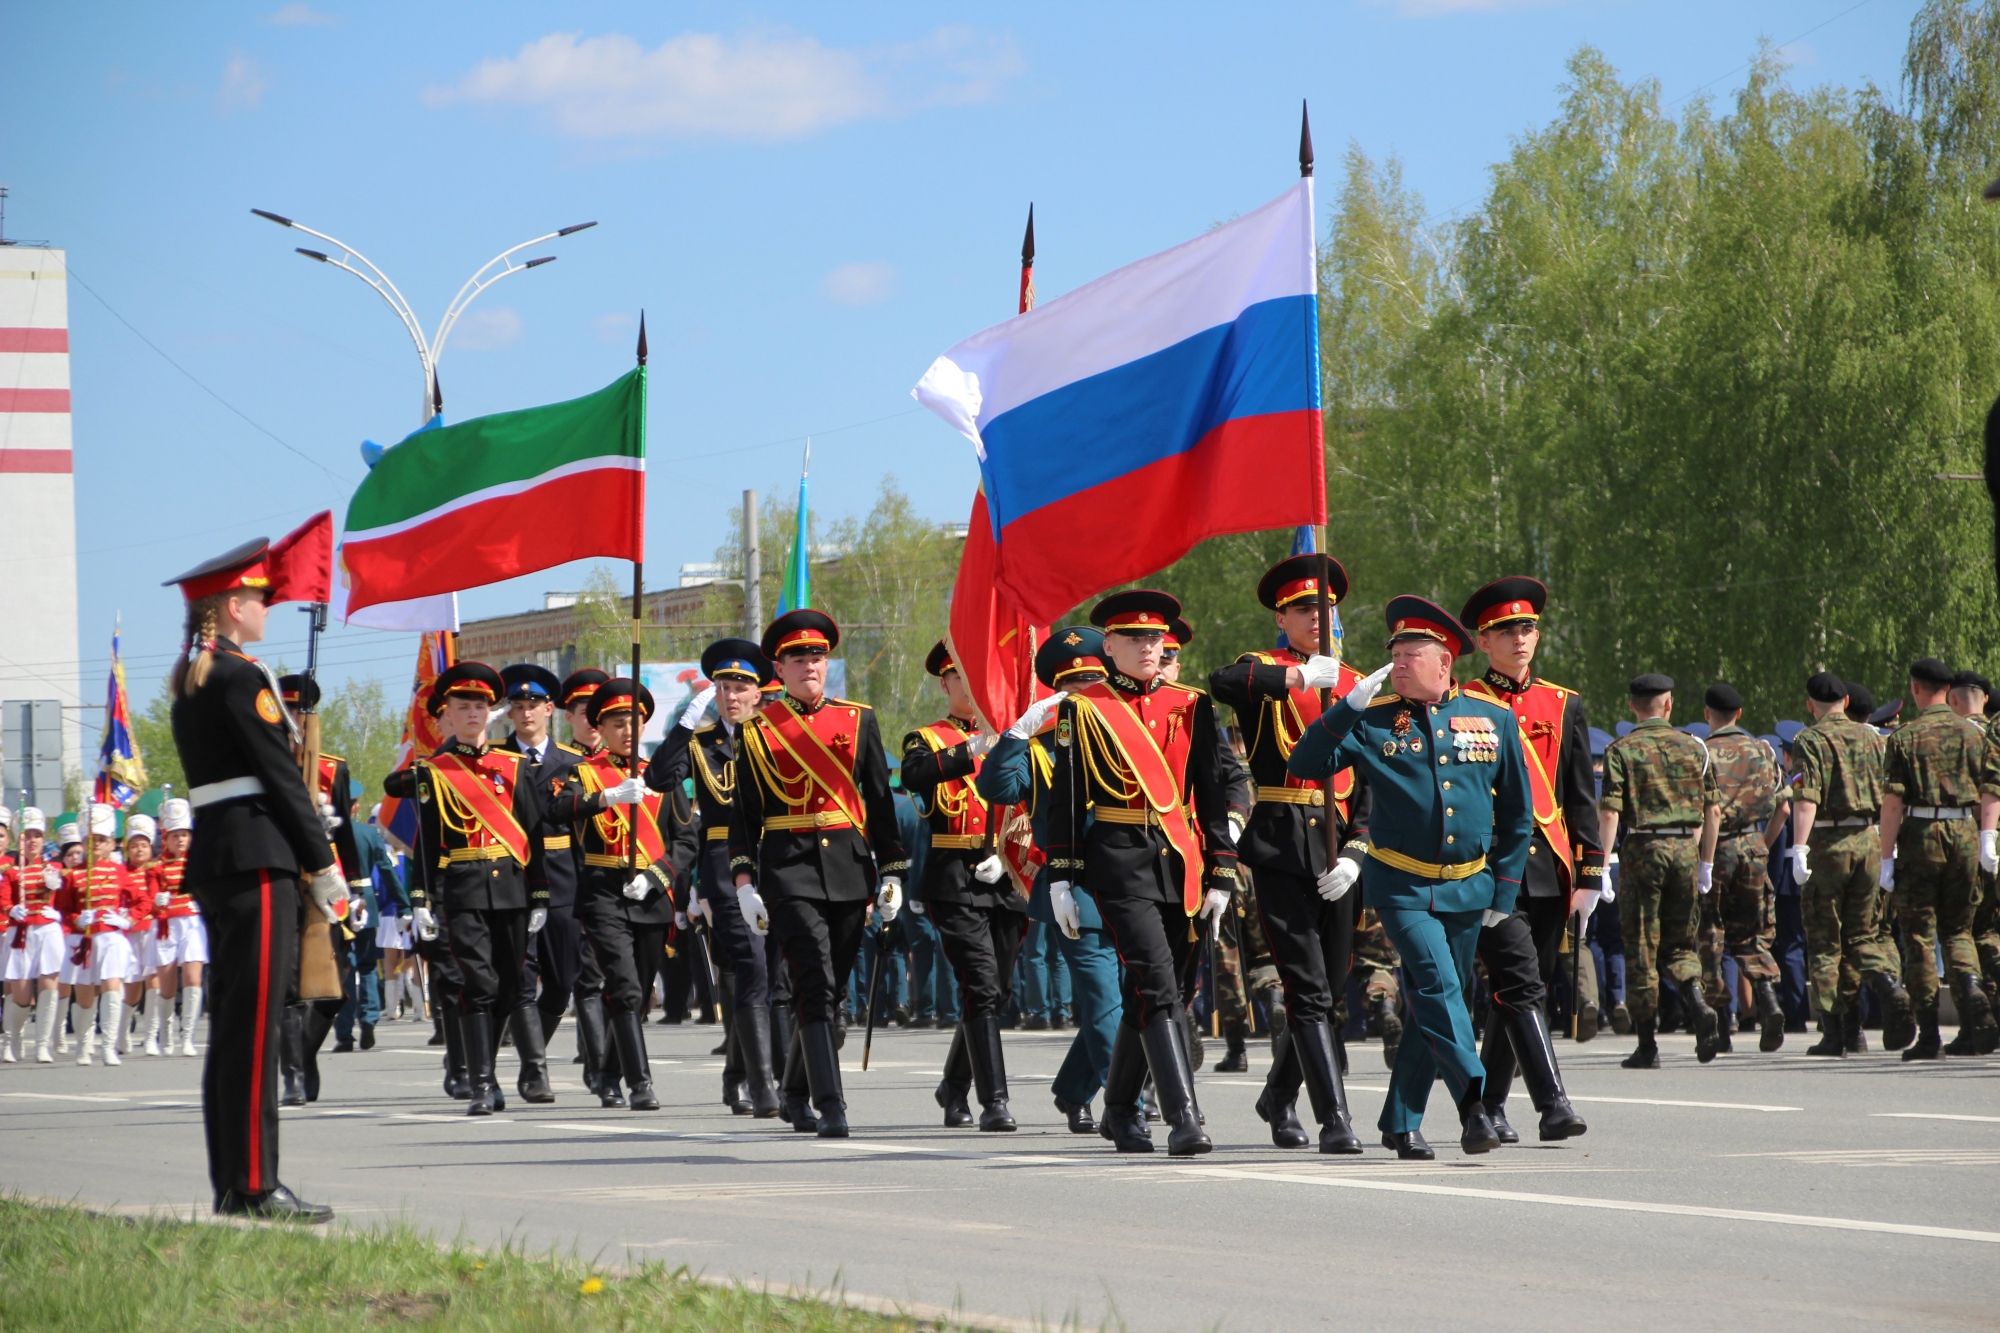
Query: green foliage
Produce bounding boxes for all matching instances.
[131,683,182,797]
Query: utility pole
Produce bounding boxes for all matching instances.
[742,490,762,639]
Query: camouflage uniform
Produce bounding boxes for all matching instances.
[1700,726,1781,1011]
[1886,704,1989,1039]
[1790,712,1898,1019]
[1352,906,1403,1065]
[1973,722,2000,1001]
[1600,719,1718,1028]
[1214,868,1280,1025]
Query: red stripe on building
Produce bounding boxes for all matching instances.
[0,388,70,413]
[0,450,72,474]
[0,328,69,353]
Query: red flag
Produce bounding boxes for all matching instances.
[378,631,455,849]
[265,511,334,605]
[946,486,1045,734]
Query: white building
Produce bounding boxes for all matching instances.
[0,241,81,800]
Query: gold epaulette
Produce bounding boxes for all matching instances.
[555,741,584,756]
[827,697,872,711]
[1366,693,1405,708]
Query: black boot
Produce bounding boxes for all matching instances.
[1903,1007,1943,1060]
[1098,1023,1153,1152]
[1179,1018,1208,1128]
[1842,1005,1868,1054]
[718,981,747,1109]
[1872,977,1914,1052]
[1620,1018,1660,1069]
[1258,986,1287,1061]
[1804,1013,1846,1057]
[1458,1084,1502,1155]
[1945,975,1997,1055]
[1506,1006,1586,1141]
[575,994,610,1095]
[800,1019,848,1138]
[935,1023,974,1128]
[740,1004,781,1118]
[1678,977,1720,1063]
[1182,1009,1206,1072]
[1479,1011,1519,1145]
[609,1008,660,1111]
[1293,1018,1363,1155]
[1255,1023,1310,1148]
[301,1003,333,1103]
[440,1007,470,1098]
[509,1004,554,1103]
[1374,993,1402,1068]
[966,1015,1017,1131]
[1753,979,1786,1052]
[280,1004,308,1107]
[780,1022,817,1132]
[463,1011,497,1116]
[1140,1009,1210,1157]
[1054,1095,1096,1134]
[1216,1020,1249,1073]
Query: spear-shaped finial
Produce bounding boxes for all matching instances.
[636,310,648,367]
[429,369,443,418]
[1019,204,1037,315]
[1300,100,1314,178]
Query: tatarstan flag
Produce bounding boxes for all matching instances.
[341,369,644,615]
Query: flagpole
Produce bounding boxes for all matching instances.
[630,314,648,887]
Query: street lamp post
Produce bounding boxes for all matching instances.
[250,209,597,425]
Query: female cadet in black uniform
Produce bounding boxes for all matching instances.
[166,537,345,1222]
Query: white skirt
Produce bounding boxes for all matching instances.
[152,915,209,967]
[124,929,153,981]
[58,933,85,984]
[3,922,65,980]
[87,931,136,986]
[376,915,411,952]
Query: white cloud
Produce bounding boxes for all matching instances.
[1371,0,1575,15]
[593,311,635,344]
[264,3,335,25]
[1777,40,1821,69]
[214,51,269,116]
[821,261,897,306]
[425,26,1023,141]
[448,307,523,352]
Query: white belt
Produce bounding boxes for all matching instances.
[190,776,264,808]
[1812,817,1873,829]
[1909,806,1972,821]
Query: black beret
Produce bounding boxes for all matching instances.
[1910,657,1954,687]
[1629,673,1673,697]
[1843,682,1876,720]
[1952,670,1993,694]
[1805,672,1848,704]
[1704,683,1743,713]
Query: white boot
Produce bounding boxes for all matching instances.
[180,986,202,1055]
[163,1008,179,1055]
[140,991,162,1056]
[57,996,73,1053]
[99,992,124,1066]
[34,990,58,1062]
[1,997,25,1061]
[74,1001,95,1065]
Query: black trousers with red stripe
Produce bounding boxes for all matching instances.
[191,869,299,1200]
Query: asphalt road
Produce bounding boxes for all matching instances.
[6,1011,1999,1332]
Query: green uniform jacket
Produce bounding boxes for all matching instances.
[1287,684,1532,916]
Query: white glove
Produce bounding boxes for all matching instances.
[77,909,97,928]
[307,865,347,923]
[678,684,717,731]
[318,797,343,832]
[1317,858,1359,903]
[674,910,689,930]
[1007,692,1063,740]
[1984,829,1999,876]
[689,895,713,927]
[876,876,903,924]
[413,906,439,941]
[910,900,926,916]
[1573,888,1602,923]
[1298,654,1344,690]
[43,866,62,891]
[1786,845,1811,886]
[1483,908,1509,928]
[154,891,171,909]
[1343,662,1393,712]
[7,903,23,922]
[967,731,998,758]
[623,874,651,902]
[1199,887,1231,937]
[527,908,546,934]
[1601,879,1617,905]
[1696,861,1714,894]
[102,911,132,931]
[1048,881,1081,939]
[972,854,1006,884]
[1877,852,1896,891]
[600,777,648,807]
[737,883,768,936]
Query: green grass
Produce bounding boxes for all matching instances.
[0,1196,975,1333]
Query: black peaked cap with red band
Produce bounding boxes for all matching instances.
[763,609,840,659]
[924,640,957,677]
[276,673,321,712]
[427,662,505,717]
[1090,589,1180,633]
[1383,595,1474,658]
[1460,576,1547,635]
[1258,553,1349,612]
[587,676,655,727]
[560,668,611,710]
[1163,618,1194,652]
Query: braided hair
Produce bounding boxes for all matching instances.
[172,594,228,698]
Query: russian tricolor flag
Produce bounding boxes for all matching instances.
[914,181,1325,624]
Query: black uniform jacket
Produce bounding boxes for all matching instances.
[901,716,1022,911]
[494,733,585,909]
[1208,653,1374,880]
[171,638,336,883]
[546,752,684,926]
[1467,669,1603,898]
[382,740,550,913]
[728,693,908,904]
[1043,673,1240,905]
[647,720,735,899]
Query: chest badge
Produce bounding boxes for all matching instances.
[1382,739,1398,758]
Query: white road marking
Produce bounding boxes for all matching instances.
[1567,1096,1800,1112]
[1,1092,130,1103]
[1179,1165,2000,1243]
[392,1113,514,1124]
[1873,1113,2000,1124]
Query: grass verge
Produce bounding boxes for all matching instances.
[0,1195,978,1333]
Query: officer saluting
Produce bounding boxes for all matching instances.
[730,610,907,1139]
[383,662,550,1116]
[1288,597,1533,1160]
[165,538,345,1221]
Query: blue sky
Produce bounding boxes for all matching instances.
[1,0,1923,705]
